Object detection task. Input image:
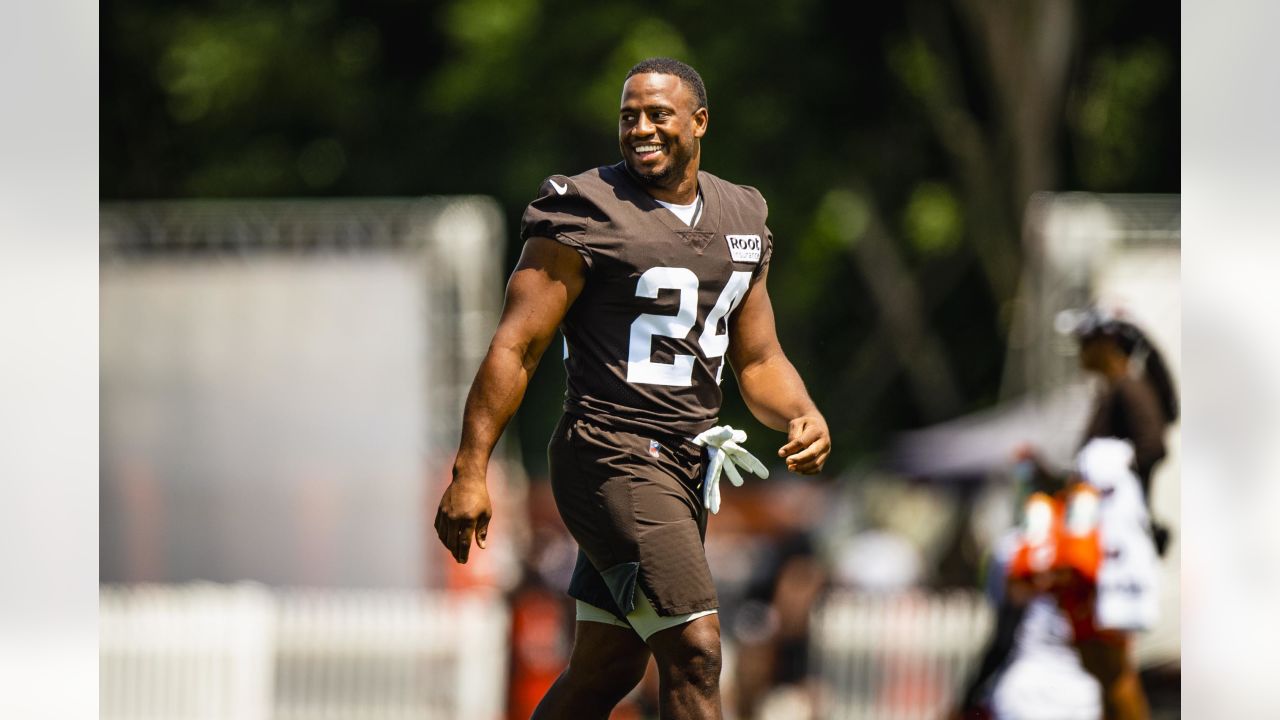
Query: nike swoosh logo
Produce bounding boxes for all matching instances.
[550,179,568,195]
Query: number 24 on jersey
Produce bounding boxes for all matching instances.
[626,267,753,387]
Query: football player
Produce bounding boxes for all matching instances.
[434,58,830,718]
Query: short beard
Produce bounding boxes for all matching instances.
[627,163,672,186]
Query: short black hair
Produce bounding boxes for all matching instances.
[625,57,708,111]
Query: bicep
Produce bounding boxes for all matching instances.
[727,267,783,373]
[492,236,586,362]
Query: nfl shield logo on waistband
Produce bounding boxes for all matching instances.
[648,439,661,458]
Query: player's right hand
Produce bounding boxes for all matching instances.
[434,475,492,564]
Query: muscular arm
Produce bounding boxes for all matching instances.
[434,236,585,563]
[727,267,831,473]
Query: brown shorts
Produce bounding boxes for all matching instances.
[548,413,716,620]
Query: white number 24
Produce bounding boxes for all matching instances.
[626,267,753,387]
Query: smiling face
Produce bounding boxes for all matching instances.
[618,72,708,199]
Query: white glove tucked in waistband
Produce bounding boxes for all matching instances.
[692,425,769,514]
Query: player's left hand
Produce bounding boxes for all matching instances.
[778,415,830,474]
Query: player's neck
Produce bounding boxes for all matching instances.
[646,169,700,205]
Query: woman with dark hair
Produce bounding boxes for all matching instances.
[1068,308,1177,558]
[1071,310,1179,504]
[1066,309,1176,720]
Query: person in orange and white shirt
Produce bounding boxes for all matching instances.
[957,438,1158,720]
[956,468,1102,720]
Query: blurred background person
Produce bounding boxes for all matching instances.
[1072,439,1161,720]
[1061,307,1179,554]
[729,479,830,719]
[957,438,1163,719]
[954,464,1103,720]
[952,306,1178,720]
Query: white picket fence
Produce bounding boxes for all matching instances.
[811,590,993,720]
[100,584,509,720]
[102,585,989,720]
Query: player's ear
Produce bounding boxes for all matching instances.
[692,107,708,138]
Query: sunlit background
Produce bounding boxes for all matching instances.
[99,2,1180,718]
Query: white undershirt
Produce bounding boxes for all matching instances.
[655,192,703,226]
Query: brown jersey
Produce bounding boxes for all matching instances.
[520,162,773,437]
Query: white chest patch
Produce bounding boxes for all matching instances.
[725,234,762,263]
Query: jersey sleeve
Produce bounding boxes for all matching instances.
[758,225,774,280]
[745,185,773,282]
[519,175,601,269]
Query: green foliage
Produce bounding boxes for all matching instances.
[443,0,538,50]
[1072,40,1172,190]
[429,0,541,112]
[156,12,280,123]
[903,181,962,255]
[888,35,940,103]
[581,18,693,127]
[813,188,871,253]
[297,138,348,188]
